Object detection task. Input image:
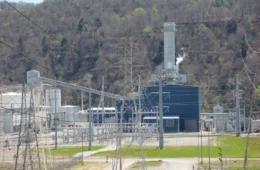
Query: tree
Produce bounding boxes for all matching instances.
[152,6,158,17]
[143,26,152,33]
[42,37,49,56]
[78,18,84,33]
[133,7,146,16]
[18,35,25,52]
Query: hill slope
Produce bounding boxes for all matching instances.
[0,0,259,111]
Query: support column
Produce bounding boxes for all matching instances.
[159,67,164,150]
[236,74,241,137]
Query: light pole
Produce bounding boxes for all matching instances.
[208,124,211,170]
[198,120,200,165]
[81,132,84,165]
[159,67,164,150]
[54,117,59,150]
[200,119,203,164]
[218,147,223,170]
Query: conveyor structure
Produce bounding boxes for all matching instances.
[26,70,125,100]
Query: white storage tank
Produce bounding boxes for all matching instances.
[45,88,61,107]
[0,92,30,109]
[2,113,21,133]
[251,120,260,132]
[48,105,80,128]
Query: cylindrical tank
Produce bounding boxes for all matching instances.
[45,88,61,107]
[0,92,30,109]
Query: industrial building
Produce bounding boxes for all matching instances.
[116,22,201,133]
[142,84,200,132]
[116,84,200,133]
[0,88,84,133]
[21,22,201,134]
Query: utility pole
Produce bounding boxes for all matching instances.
[198,121,200,165]
[199,119,203,164]
[119,41,127,170]
[244,62,257,169]
[218,147,223,170]
[54,87,58,149]
[81,91,84,110]
[244,105,246,133]
[159,67,164,150]
[208,125,211,170]
[201,120,203,163]
[101,76,105,124]
[236,74,241,137]
[14,84,25,170]
[119,99,125,170]
[138,76,142,138]
[81,132,84,165]
[88,80,92,150]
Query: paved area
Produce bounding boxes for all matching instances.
[69,134,217,170]
[2,132,257,169]
[101,158,198,170]
[73,145,117,158]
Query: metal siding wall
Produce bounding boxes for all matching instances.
[164,119,179,132]
[116,100,135,123]
[142,85,200,132]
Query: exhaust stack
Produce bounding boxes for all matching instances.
[162,22,176,70]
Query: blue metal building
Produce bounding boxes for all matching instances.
[115,22,201,133]
[142,84,200,132]
[115,84,200,133]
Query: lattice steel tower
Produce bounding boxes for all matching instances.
[14,85,42,170]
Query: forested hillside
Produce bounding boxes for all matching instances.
[0,0,259,111]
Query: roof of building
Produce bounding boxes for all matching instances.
[143,116,179,120]
[89,107,116,111]
[2,92,21,96]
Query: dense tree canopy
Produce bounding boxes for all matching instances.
[0,0,259,111]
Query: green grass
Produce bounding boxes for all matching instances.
[93,146,219,158]
[200,160,260,170]
[71,162,108,170]
[217,136,260,158]
[131,160,162,169]
[92,136,260,158]
[48,146,104,157]
[70,162,92,170]
[0,163,13,170]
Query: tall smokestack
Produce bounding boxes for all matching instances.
[162,22,176,70]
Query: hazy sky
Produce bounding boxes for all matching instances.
[1,0,43,4]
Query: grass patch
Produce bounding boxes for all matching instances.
[217,136,260,158]
[0,163,13,170]
[92,136,260,158]
[71,162,108,170]
[131,160,162,169]
[93,146,219,158]
[70,162,92,170]
[200,160,260,170]
[0,163,61,170]
[48,146,104,157]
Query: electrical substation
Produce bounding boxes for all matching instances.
[0,22,256,170]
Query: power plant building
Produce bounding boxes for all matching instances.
[142,84,200,132]
[116,22,201,132]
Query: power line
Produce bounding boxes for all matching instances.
[0,39,49,71]
[243,68,260,92]
[240,50,260,75]
[4,0,62,44]
[2,0,75,74]
[244,33,260,54]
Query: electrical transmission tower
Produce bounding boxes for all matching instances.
[110,37,147,170]
[14,85,42,170]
